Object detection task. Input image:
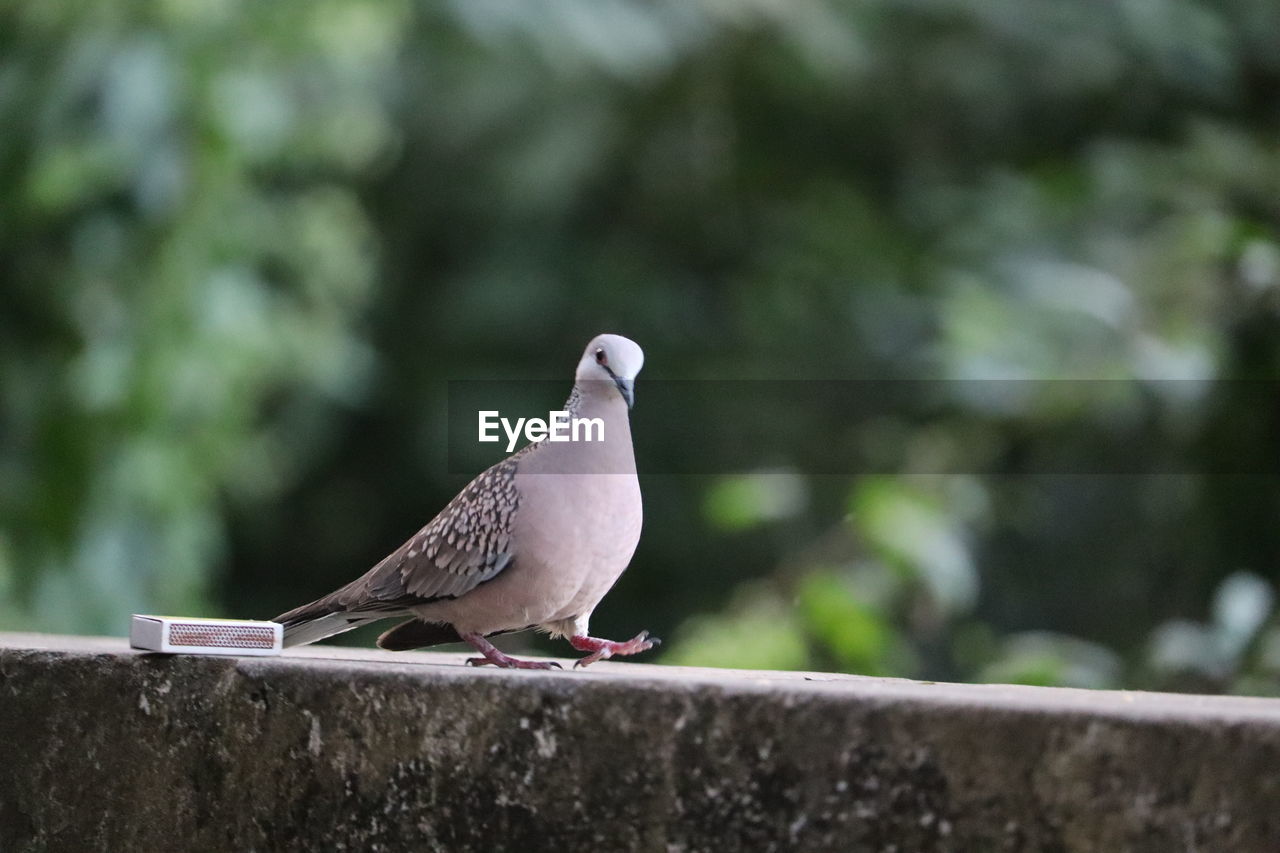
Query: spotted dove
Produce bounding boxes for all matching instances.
[273,334,655,669]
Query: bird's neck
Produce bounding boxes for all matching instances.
[533,381,633,474]
[564,381,624,419]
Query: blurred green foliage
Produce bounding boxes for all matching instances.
[2,0,1279,694]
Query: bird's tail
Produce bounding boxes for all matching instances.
[274,598,392,648]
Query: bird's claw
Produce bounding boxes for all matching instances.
[571,630,661,668]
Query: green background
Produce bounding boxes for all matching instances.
[3,0,1280,693]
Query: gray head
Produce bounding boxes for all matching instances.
[574,334,645,408]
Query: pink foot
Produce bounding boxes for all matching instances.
[569,630,660,668]
[462,632,562,670]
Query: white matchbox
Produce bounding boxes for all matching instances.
[129,615,283,656]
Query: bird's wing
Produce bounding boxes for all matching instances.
[366,452,523,603]
[274,451,526,635]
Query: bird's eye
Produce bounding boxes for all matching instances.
[595,348,607,365]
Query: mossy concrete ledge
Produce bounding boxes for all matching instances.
[2,634,1279,852]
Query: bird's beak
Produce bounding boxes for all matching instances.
[614,376,635,408]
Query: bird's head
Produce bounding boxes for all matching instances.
[575,334,644,408]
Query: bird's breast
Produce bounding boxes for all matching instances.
[513,470,642,576]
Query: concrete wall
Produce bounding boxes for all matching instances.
[2,633,1278,852]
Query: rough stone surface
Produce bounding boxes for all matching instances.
[2,633,1279,852]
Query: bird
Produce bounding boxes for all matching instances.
[272,333,656,669]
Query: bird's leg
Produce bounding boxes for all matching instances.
[461,632,562,670]
[570,630,660,668]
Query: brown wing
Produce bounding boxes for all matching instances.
[274,453,524,634]
[366,453,522,602]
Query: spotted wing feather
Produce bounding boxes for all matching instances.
[274,453,524,642]
[369,455,521,602]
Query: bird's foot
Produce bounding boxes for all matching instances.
[461,632,562,670]
[570,630,660,668]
